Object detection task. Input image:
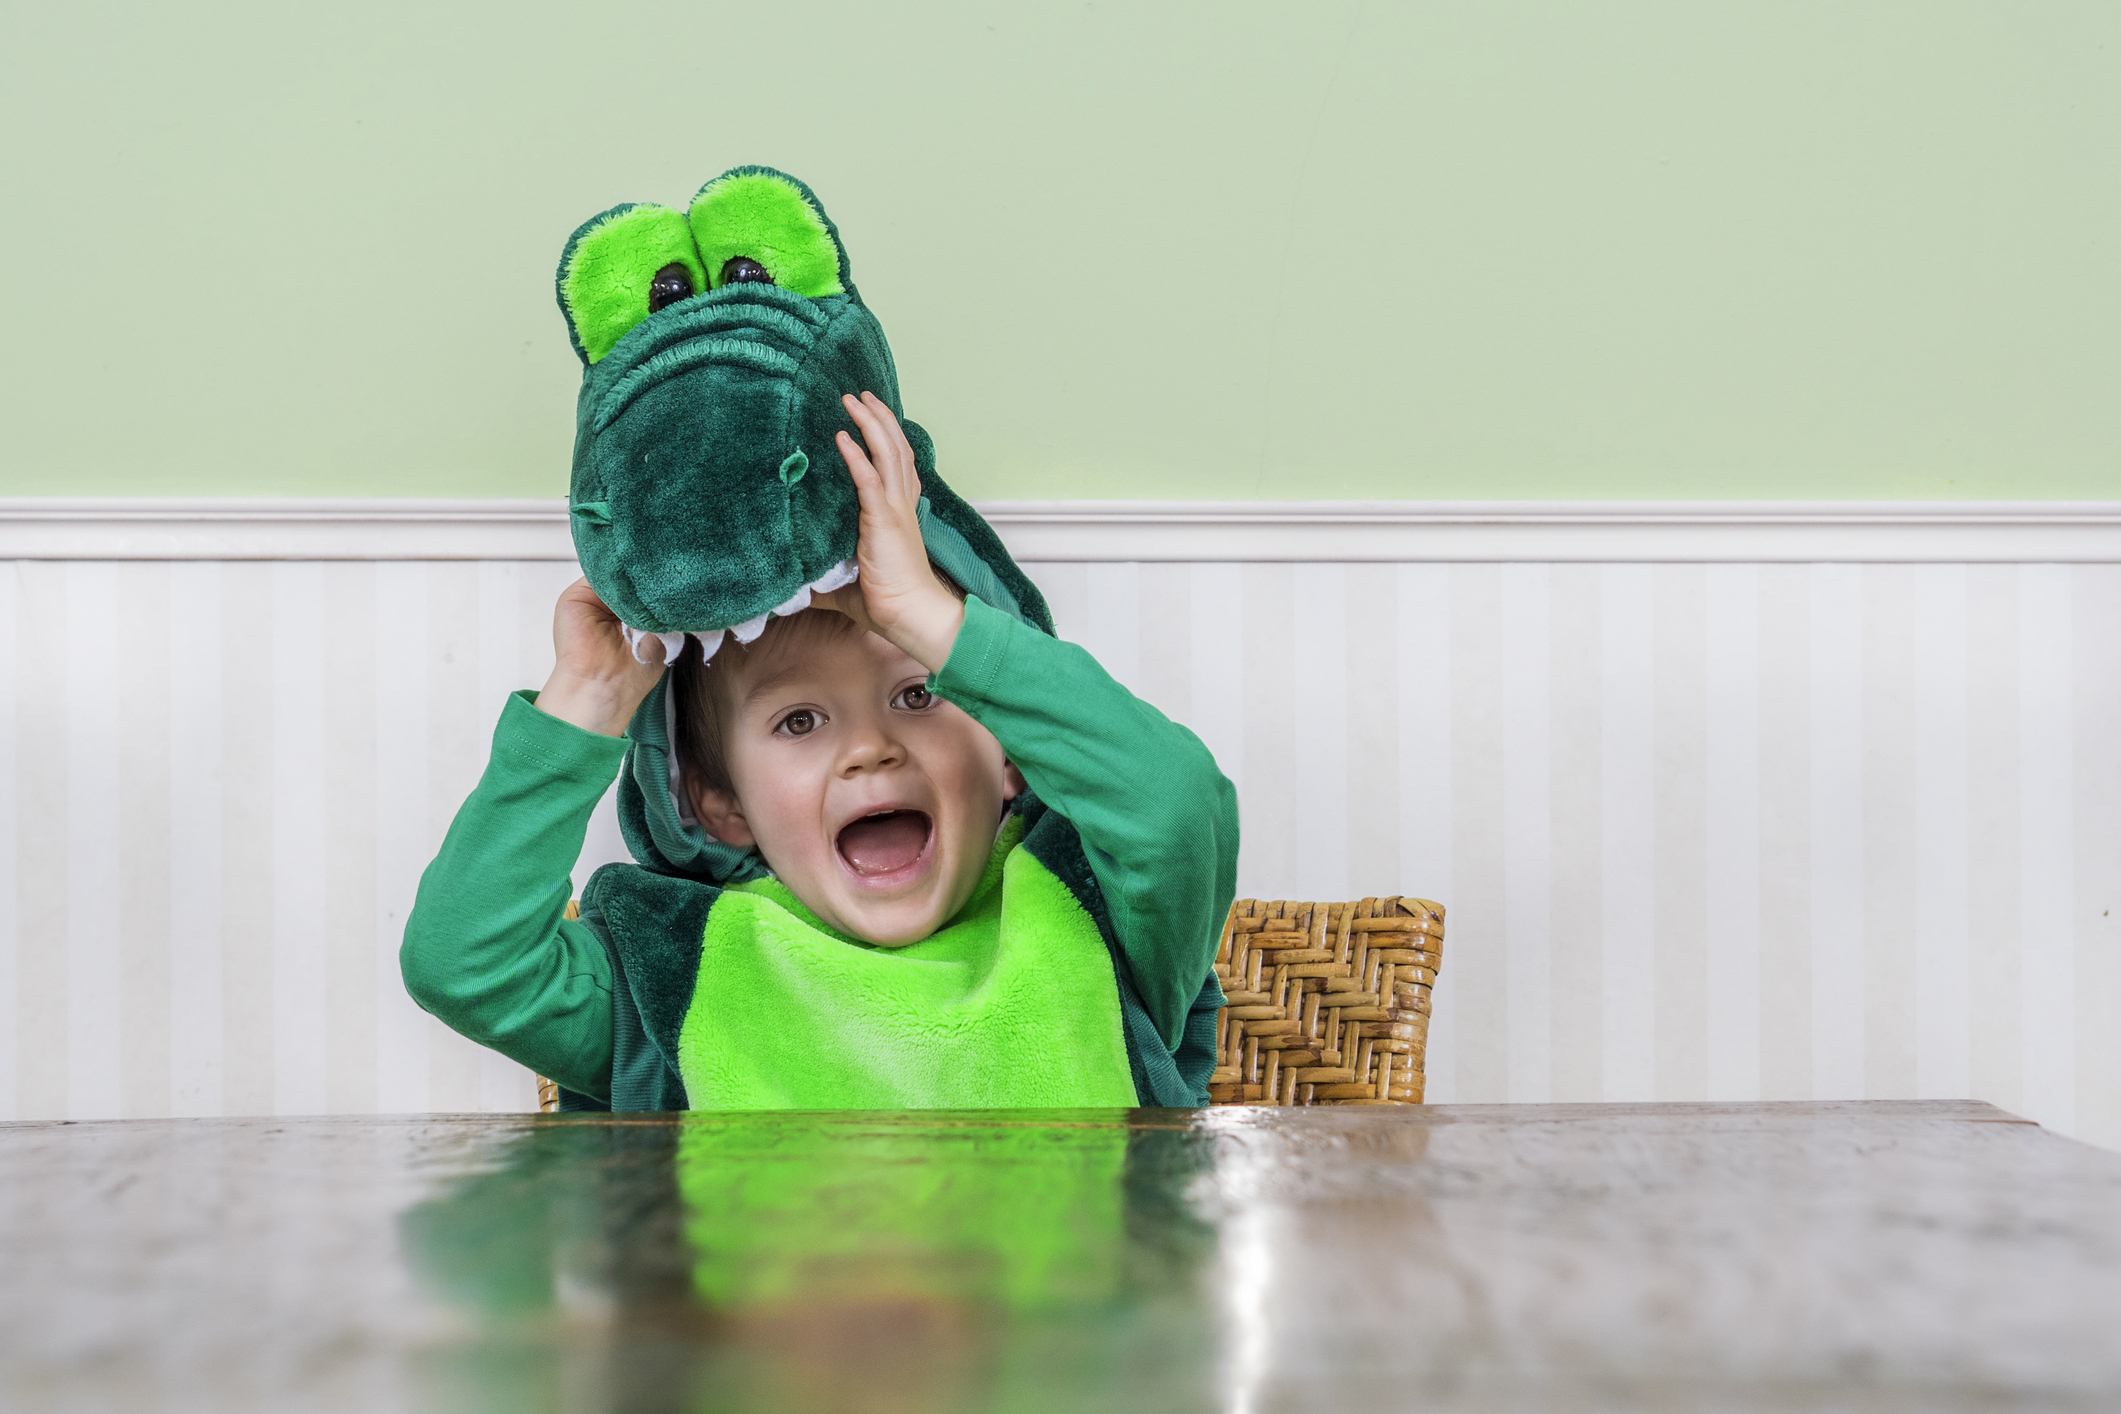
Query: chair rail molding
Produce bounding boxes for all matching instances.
[5,497,2121,562]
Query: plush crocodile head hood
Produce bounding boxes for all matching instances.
[554,165,1051,882]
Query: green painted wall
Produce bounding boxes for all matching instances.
[2,2,2115,501]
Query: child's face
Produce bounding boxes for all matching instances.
[693,617,1023,947]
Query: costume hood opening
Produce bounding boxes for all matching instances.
[615,497,1049,884]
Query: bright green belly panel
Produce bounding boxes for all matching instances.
[676,842,1136,1109]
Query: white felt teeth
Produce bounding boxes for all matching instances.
[810,559,860,596]
[619,624,687,666]
[618,559,858,668]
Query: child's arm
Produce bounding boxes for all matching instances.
[936,599,1237,1048]
[399,579,664,1102]
[820,394,1238,1051]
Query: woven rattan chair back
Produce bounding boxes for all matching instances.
[1207,896,1445,1106]
[534,895,1445,1112]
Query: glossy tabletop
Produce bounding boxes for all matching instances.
[4,1100,2120,1412]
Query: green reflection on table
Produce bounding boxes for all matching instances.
[399,1111,1221,1414]
[677,1112,1131,1311]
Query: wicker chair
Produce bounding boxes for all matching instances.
[1207,897,1444,1106]
[535,895,1444,1112]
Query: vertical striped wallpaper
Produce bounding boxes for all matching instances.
[3,559,2116,1148]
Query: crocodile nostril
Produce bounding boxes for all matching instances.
[720,256,774,287]
[778,451,809,486]
[647,262,695,313]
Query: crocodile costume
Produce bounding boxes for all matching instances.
[401,167,1235,1111]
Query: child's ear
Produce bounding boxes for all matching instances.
[688,779,757,849]
[1003,760,1027,804]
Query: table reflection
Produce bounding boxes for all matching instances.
[399,1111,1228,1413]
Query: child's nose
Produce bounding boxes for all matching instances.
[837,717,906,774]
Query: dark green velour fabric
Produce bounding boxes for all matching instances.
[556,165,1051,643]
[554,869,716,1111]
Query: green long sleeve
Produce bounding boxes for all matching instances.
[400,690,623,1101]
[932,596,1239,1051]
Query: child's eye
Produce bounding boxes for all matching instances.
[894,685,934,711]
[776,708,822,737]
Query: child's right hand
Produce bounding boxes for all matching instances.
[534,578,667,737]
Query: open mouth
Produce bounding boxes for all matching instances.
[619,558,859,666]
[836,809,934,881]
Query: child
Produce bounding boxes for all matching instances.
[401,392,1237,1110]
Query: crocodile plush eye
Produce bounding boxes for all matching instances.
[555,203,706,364]
[719,257,773,286]
[689,171,846,297]
[648,262,696,312]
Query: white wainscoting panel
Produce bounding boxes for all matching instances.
[4,557,2118,1147]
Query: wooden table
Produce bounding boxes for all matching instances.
[4,1100,2119,1411]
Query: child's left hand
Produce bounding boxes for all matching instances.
[814,391,965,671]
